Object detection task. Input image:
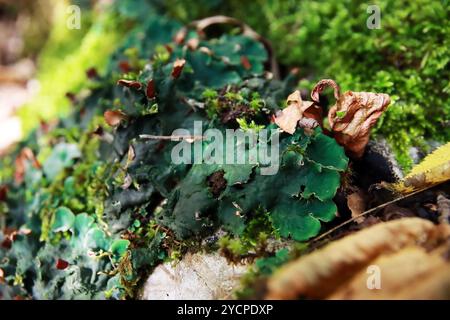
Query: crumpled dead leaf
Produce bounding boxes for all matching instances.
[265,218,449,299]
[274,90,319,134]
[311,79,390,158]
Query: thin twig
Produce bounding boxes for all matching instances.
[312,183,444,243]
[139,134,204,142]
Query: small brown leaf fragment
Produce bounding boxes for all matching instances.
[171,59,186,79]
[104,110,128,127]
[274,90,318,134]
[0,268,4,283]
[347,190,367,224]
[14,148,41,184]
[117,79,142,90]
[56,259,69,270]
[326,84,390,158]
[266,218,446,299]
[240,56,251,70]
[146,79,156,99]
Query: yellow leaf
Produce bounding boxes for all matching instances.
[394,142,450,193]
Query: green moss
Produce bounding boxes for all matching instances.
[166,0,450,170]
[19,1,125,134]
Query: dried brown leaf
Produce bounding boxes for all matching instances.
[266,218,448,299]
[104,110,128,127]
[274,90,318,134]
[328,245,450,299]
[328,91,390,158]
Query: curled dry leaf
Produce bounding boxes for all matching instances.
[14,147,41,184]
[117,79,142,90]
[171,59,186,79]
[104,110,128,127]
[311,79,341,103]
[274,90,318,134]
[0,267,4,283]
[311,79,390,158]
[266,218,448,299]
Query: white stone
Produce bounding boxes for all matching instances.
[141,252,248,300]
